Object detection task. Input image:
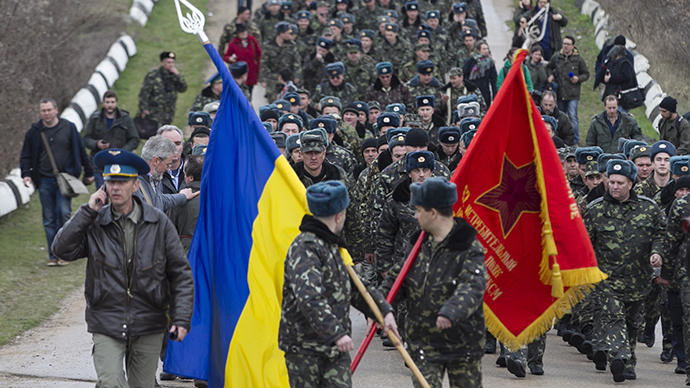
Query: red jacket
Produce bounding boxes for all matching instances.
[223,35,262,86]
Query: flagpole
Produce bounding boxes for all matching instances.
[345,264,430,388]
[350,231,426,372]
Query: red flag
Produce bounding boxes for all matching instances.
[452,49,607,350]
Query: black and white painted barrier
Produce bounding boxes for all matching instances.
[130,0,158,26]
[578,0,665,132]
[0,35,137,218]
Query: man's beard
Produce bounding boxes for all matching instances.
[151,170,164,181]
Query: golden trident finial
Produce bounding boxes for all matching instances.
[174,0,209,43]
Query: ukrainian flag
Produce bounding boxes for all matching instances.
[163,43,305,387]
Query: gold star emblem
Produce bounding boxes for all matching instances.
[640,147,647,152]
[398,135,404,141]
[277,104,283,109]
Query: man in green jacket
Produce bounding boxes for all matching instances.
[585,95,643,153]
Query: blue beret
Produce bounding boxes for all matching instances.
[317,37,334,49]
[286,134,301,153]
[462,28,477,39]
[439,127,461,144]
[406,1,419,10]
[273,99,292,112]
[416,59,435,74]
[278,113,303,131]
[384,10,398,19]
[459,117,481,134]
[300,129,328,153]
[417,29,432,40]
[629,145,651,161]
[671,156,690,176]
[461,129,477,148]
[283,92,301,106]
[310,115,338,133]
[377,112,400,128]
[386,103,406,115]
[297,10,311,19]
[456,94,478,105]
[416,95,435,108]
[275,21,291,34]
[188,111,212,126]
[340,13,355,24]
[425,10,440,19]
[651,140,677,159]
[230,61,248,77]
[271,132,287,148]
[607,159,637,182]
[320,96,342,111]
[410,177,457,208]
[596,153,626,173]
[384,23,399,33]
[360,29,376,40]
[453,2,467,13]
[623,140,647,158]
[542,115,558,131]
[307,181,350,217]
[353,101,369,115]
[94,149,149,181]
[326,61,345,77]
[328,19,344,29]
[575,146,604,165]
[262,121,274,133]
[406,150,434,172]
[386,127,410,145]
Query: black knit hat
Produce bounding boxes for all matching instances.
[660,96,677,113]
[405,127,429,147]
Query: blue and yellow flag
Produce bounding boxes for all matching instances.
[163,43,305,387]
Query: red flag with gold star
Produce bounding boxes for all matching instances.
[452,49,607,350]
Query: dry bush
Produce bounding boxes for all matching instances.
[599,0,690,110]
[0,0,128,177]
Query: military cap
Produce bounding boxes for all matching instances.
[94,149,149,181]
[203,101,219,113]
[328,19,344,30]
[335,0,349,4]
[416,60,435,74]
[453,2,467,13]
[596,153,625,173]
[289,23,299,34]
[362,137,377,152]
[623,140,647,158]
[406,1,419,10]
[651,140,677,160]
[558,148,576,162]
[629,145,651,162]
[284,92,301,107]
[462,18,479,31]
[310,115,338,133]
[460,102,480,118]
[188,111,212,126]
[273,99,292,112]
[617,138,630,153]
[388,132,407,148]
[411,176,457,208]
[278,113,303,131]
[192,144,208,155]
[425,10,440,19]
[346,38,362,52]
[542,115,558,131]
[262,121,274,133]
[386,126,409,141]
[206,72,222,85]
[300,129,328,153]
[406,150,434,172]
[286,134,301,153]
[414,43,432,52]
[275,21,291,34]
[672,156,690,176]
[416,95,435,108]
[376,61,394,75]
[459,117,481,134]
[385,103,406,115]
[584,161,600,177]
[461,129,477,148]
[316,1,329,8]
[341,13,355,24]
[575,147,604,165]
[160,51,176,61]
[267,0,281,5]
[317,36,335,50]
[376,135,388,149]
[607,159,637,182]
[320,96,342,111]
[230,62,248,78]
[362,0,373,3]
[462,28,478,39]
[456,94,478,106]
[385,10,398,19]
[448,67,464,77]
[325,61,345,77]
[377,112,400,128]
[190,126,211,140]
[360,29,376,41]
[368,100,382,111]
[439,127,461,144]
[281,1,293,10]
[406,127,428,147]
[353,101,370,115]
[260,108,280,122]
[417,29,432,41]
[297,10,311,19]
[235,23,248,34]
[271,132,287,149]
[406,115,422,127]
[307,181,350,217]
[385,23,400,33]
[377,16,392,25]
[342,102,359,116]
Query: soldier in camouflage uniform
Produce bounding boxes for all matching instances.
[400,44,440,84]
[438,68,485,124]
[376,23,413,74]
[218,7,262,53]
[437,127,462,171]
[423,10,449,61]
[257,0,288,43]
[407,60,443,102]
[190,73,222,112]
[364,62,414,112]
[303,37,338,94]
[311,116,357,178]
[314,63,359,107]
[634,141,676,199]
[359,29,379,63]
[455,28,478,69]
[465,0,487,38]
[295,11,317,59]
[380,176,487,388]
[583,160,665,382]
[343,40,377,100]
[293,129,350,188]
[355,0,381,30]
[260,22,303,100]
[279,179,397,388]
[138,51,187,127]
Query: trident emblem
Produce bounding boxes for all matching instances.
[521,4,549,50]
[174,0,209,43]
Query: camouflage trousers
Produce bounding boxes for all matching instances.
[412,356,482,388]
[358,260,379,288]
[571,292,596,337]
[637,284,672,351]
[501,334,546,368]
[284,351,352,388]
[591,291,641,369]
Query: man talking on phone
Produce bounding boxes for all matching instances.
[51,148,194,388]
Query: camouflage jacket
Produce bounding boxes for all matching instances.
[437,81,486,122]
[218,18,262,53]
[326,144,356,177]
[296,29,316,59]
[407,75,444,102]
[293,160,349,189]
[466,0,487,37]
[437,149,462,172]
[633,172,667,200]
[376,178,420,274]
[569,174,586,195]
[661,195,690,284]
[355,5,382,31]
[314,80,359,107]
[257,12,288,43]
[302,51,338,94]
[455,45,474,69]
[583,190,665,301]
[259,39,303,84]
[279,215,393,356]
[190,86,220,112]
[400,60,442,84]
[379,219,487,360]
[138,67,188,126]
[344,60,378,100]
[363,75,414,112]
[375,38,413,73]
[338,121,363,162]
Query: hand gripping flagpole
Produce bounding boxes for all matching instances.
[175,0,210,44]
[351,231,426,372]
[345,263,430,388]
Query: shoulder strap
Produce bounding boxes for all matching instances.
[140,183,154,207]
[39,131,60,176]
